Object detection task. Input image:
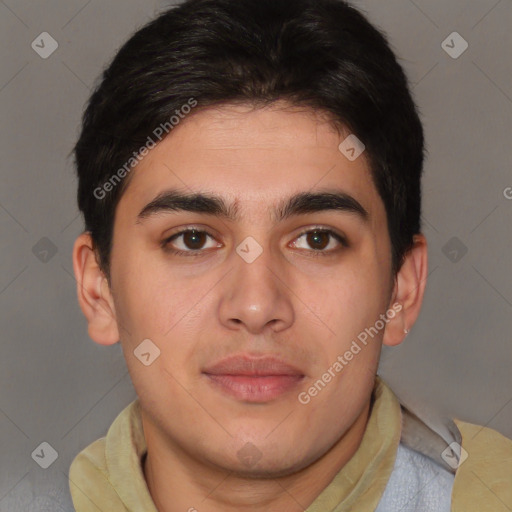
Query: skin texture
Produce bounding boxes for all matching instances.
[73,102,428,512]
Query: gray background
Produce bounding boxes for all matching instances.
[0,0,511,510]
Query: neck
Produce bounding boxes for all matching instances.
[142,400,371,512]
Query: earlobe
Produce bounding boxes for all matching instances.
[72,232,120,346]
[383,233,428,347]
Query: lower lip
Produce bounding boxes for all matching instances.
[204,374,304,402]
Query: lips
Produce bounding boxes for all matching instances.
[202,355,305,403]
[203,355,304,377]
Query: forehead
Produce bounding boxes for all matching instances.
[118,102,383,224]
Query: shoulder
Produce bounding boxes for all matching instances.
[452,420,512,511]
[69,437,126,511]
[68,399,143,511]
[69,436,108,477]
[69,437,107,481]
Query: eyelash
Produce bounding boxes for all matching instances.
[161,226,348,258]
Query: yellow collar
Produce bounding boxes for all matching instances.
[69,377,512,511]
[306,377,401,510]
[70,377,403,511]
[108,377,401,510]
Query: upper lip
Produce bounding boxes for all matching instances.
[203,355,304,376]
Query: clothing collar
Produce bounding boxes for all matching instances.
[103,376,406,511]
[306,377,402,511]
[105,398,158,511]
[400,402,461,473]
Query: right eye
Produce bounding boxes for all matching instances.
[161,228,221,257]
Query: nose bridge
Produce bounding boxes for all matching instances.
[218,235,294,333]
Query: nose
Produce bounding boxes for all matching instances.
[218,243,294,335]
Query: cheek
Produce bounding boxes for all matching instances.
[321,266,385,337]
[110,241,184,331]
[111,256,219,383]
[309,271,388,390]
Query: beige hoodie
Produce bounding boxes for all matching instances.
[68,378,512,511]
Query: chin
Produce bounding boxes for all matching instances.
[206,443,314,479]
[228,458,308,479]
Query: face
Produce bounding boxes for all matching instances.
[105,102,397,476]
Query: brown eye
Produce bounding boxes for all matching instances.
[291,228,347,255]
[306,230,331,250]
[162,228,220,256]
[181,230,208,250]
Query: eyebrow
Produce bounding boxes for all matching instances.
[136,188,369,224]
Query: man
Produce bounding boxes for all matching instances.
[69,0,512,510]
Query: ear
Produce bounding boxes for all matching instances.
[72,232,120,345]
[382,233,428,347]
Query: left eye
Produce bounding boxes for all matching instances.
[291,229,346,252]
[162,229,219,253]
